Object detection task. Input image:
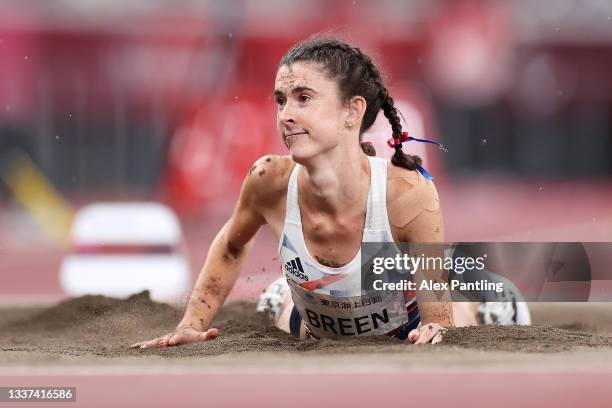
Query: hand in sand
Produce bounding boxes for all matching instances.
[130,327,220,349]
[408,323,448,344]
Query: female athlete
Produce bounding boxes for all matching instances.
[131,37,529,349]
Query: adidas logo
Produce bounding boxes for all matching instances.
[284,257,309,281]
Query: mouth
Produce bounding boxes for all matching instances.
[284,131,308,147]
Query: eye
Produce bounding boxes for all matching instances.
[276,97,286,108]
[299,94,311,103]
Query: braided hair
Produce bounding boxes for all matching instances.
[279,37,422,171]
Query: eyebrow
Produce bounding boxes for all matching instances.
[273,86,317,98]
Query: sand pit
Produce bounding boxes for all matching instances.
[3,292,612,407]
[2,291,612,363]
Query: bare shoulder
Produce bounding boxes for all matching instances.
[241,154,295,208]
[386,161,441,230]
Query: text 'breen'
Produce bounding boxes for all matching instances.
[304,308,389,336]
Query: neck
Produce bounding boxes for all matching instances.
[298,143,370,214]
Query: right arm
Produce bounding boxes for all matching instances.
[131,155,285,349]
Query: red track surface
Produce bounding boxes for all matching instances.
[3,371,612,407]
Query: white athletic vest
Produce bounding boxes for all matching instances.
[278,156,418,339]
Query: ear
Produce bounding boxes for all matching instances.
[345,96,367,129]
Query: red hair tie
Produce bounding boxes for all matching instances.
[387,132,409,148]
[384,132,445,182]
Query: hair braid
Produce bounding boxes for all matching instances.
[381,95,422,170]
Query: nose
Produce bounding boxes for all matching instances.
[277,100,295,126]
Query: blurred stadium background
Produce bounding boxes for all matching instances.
[0,0,611,302]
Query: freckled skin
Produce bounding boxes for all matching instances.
[249,155,279,179]
[200,299,211,309]
[202,276,222,298]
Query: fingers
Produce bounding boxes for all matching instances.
[136,328,219,349]
[414,324,438,344]
[201,327,220,340]
[188,327,220,343]
[130,330,189,350]
[157,333,173,348]
[411,323,447,345]
[130,339,155,349]
[167,331,198,346]
[131,337,165,350]
[408,328,420,343]
[432,331,444,344]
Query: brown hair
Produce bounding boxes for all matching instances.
[279,37,422,170]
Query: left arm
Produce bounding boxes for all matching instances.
[387,173,453,343]
[401,208,454,342]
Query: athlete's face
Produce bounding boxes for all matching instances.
[274,62,349,162]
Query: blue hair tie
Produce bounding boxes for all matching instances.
[386,132,446,181]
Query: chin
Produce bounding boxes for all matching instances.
[286,141,318,164]
[288,147,315,164]
[286,135,337,163]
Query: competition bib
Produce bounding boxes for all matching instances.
[287,279,410,339]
